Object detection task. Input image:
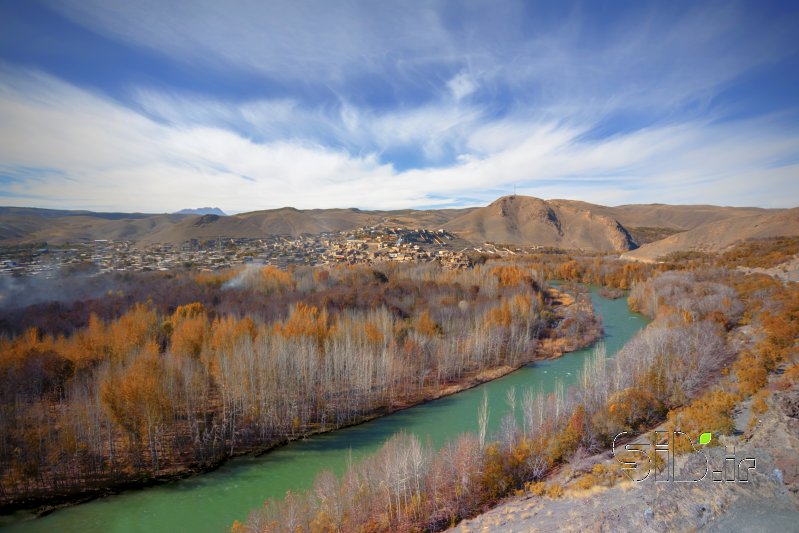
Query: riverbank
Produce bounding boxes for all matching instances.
[453,373,799,533]
[1,284,603,519]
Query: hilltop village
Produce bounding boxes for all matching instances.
[0,226,478,277]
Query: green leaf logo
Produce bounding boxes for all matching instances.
[699,432,712,445]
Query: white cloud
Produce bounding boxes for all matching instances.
[47,0,455,83]
[2,69,797,213]
[447,71,477,101]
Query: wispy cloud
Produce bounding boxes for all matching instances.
[1,67,797,212]
[0,1,797,211]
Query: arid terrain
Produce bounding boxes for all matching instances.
[2,197,797,259]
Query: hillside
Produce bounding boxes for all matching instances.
[443,196,637,251]
[0,200,793,253]
[0,205,473,244]
[623,208,799,261]
[549,200,774,230]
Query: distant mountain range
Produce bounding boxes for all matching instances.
[174,207,227,216]
[1,197,797,258]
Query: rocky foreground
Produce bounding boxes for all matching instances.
[453,381,799,532]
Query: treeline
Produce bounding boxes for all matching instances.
[498,253,659,289]
[241,265,799,532]
[0,262,571,505]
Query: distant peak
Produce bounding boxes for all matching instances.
[176,207,227,216]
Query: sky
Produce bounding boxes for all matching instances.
[0,1,798,214]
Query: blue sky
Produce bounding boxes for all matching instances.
[0,0,798,213]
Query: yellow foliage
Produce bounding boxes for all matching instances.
[525,481,546,496]
[545,482,564,499]
[752,390,769,415]
[574,473,598,491]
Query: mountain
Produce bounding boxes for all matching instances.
[622,207,799,261]
[443,196,637,251]
[0,199,795,255]
[547,200,773,231]
[0,205,472,244]
[175,207,227,216]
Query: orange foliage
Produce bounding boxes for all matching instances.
[194,269,237,287]
[313,269,330,284]
[667,389,737,454]
[172,302,206,320]
[208,315,257,354]
[416,310,442,337]
[486,301,512,327]
[274,303,331,349]
[260,266,295,294]
[101,343,173,441]
[167,303,208,359]
[733,350,768,397]
[363,322,384,345]
[785,364,799,382]
[107,303,159,363]
[550,405,585,462]
[171,317,208,359]
[491,265,526,287]
[558,260,580,281]
[605,387,662,433]
[480,443,508,500]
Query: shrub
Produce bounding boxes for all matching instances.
[668,389,737,454]
[573,473,598,491]
[734,350,768,397]
[545,482,564,499]
[525,481,546,496]
[752,390,769,415]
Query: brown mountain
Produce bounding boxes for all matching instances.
[0,206,472,244]
[622,207,799,261]
[443,196,637,251]
[0,200,794,254]
[548,200,773,230]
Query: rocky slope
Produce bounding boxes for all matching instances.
[453,381,799,532]
[444,196,637,251]
[623,208,799,262]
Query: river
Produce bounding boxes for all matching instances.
[0,285,648,532]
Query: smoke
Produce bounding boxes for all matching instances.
[0,269,127,310]
[221,263,266,291]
